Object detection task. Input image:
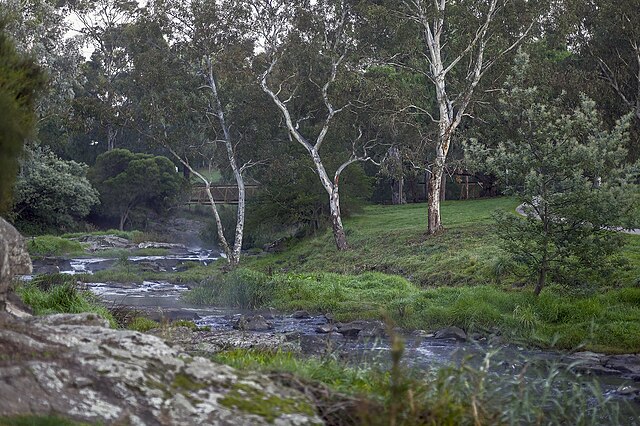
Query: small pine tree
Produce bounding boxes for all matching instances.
[466,53,639,295]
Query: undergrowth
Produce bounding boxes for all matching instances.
[185,269,640,353]
[213,345,637,425]
[16,274,116,327]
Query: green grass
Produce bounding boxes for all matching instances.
[16,275,116,327]
[60,229,140,240]
[245,198,524,287]
[185,198,640,353]
[214,349,381,395]
[213,348,634,425]
[127,316,160,332]
[245,198,640,288]
[27,236,85,257]
[186,268,640,353]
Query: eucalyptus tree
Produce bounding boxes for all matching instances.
[572,0,640,161]
[64,0,138,151]
[2,0,83,152]
[0,20,45,213]
[127,1,261,266]
[383,0,540,234]
[256,0,379,250]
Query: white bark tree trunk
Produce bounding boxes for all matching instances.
[261,55,373,251]
[402,0,530,235]
[205,58,245,267]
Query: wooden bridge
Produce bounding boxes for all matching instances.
[187,184,260,205]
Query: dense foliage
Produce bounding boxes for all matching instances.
[89,149,185,230]
[13,147,99,232]
[0,20,43,213]
[466,54,639,293]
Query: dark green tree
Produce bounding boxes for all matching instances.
[466,54,639,295]
[13,147,100,231]
[0,20,44,213]
[89,149,185,230]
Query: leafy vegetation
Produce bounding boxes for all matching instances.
[0,19,44,214]
[186,198,640,353]
[13,147,100,231]
[467,54,639,294]
[16,275,116,327]
[89,149,186,230]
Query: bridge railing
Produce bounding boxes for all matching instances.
[187,184,260,205]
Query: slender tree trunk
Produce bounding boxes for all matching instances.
[535,259,547,296]
[427,167,443,234]
[391,177,405,205]
[107,124,116,151]
[329,185,348,250]
[207,58,246,267]
[119,208,130,231]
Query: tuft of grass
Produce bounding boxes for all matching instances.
[27,236,84,257]
[127,316,160,332]
[172,320,197,329]
[16,279,116,327]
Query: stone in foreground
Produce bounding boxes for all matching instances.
[0,313,323,425]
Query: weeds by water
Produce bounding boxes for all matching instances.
[184,268,640,353]
[16,276,116,327]
[213,343,637,425]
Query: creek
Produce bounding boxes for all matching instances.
[29,247,640,419]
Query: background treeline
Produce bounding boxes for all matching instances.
[1,0,638,239]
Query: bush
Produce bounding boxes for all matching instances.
[13,147,99,230]
[184,268,273,309]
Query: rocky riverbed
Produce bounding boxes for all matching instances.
[4,225,640,423]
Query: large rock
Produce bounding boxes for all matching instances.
[0,313,322,425]
[434,326,467,341]
[233,315,274,332]
[0,218,32,311]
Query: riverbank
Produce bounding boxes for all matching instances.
[186,198,640,354]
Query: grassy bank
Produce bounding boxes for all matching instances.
[211,348,633,425]
[27,230,172,257]
[16,275,117,327]
[186,198,640,353]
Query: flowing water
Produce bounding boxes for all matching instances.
[28,249,640,419]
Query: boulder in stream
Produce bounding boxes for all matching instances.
[434,326,467,341]
[233,315,274,331]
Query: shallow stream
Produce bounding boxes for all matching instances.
[29,249,640,419]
